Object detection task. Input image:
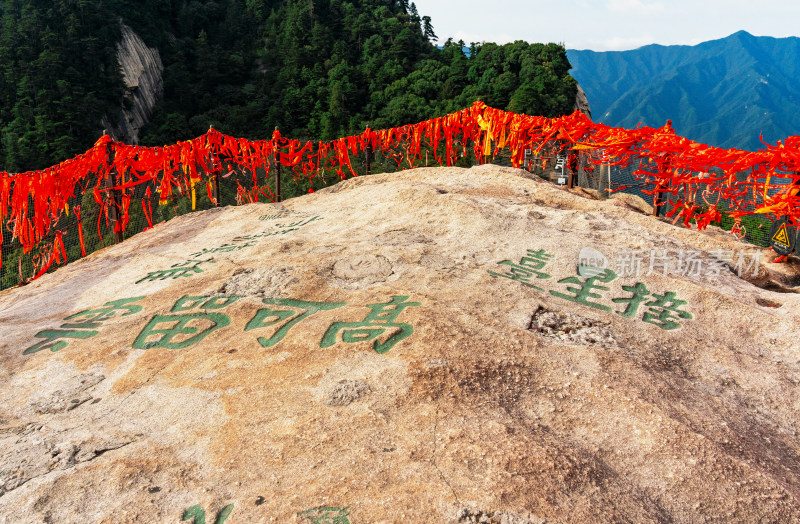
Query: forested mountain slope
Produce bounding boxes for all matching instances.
[0,0,577,172]
[568,31,800,151]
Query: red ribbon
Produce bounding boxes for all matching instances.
[5,101,800,285]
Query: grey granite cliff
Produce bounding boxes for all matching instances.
[102,24,163,144]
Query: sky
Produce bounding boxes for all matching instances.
[415,0,800,51]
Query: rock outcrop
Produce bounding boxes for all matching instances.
[1,165,800,522]
[102,24,164,144]
[574,83,592,119]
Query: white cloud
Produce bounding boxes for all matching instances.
[415,0,800,51]
[606,0,666,13]
[578,35,657,51]
[452,30,519,45]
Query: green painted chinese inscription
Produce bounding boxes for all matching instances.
[489,248,694,330]
[300,506,351,524]
[27,293,420,356]
[321,295,421,354]
[612,283,652,318]
[234,216,323,244]
[133,295,239,350]
[245,298,346,348]
[487,248,553,290]
[190,242,256,258]
[182,503,234,524]
[245,296,420,353]
[133,313,230,349]
[550,268,618,311]
[640,291,693,330]
[23,297,146,355]
[136,259,215,284]
[172,295,242,312]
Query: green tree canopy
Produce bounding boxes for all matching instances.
[0,0,578,171]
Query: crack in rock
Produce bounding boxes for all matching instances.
[29,374,105,415]
[0,433,135,497]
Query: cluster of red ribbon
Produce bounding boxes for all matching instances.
[2,101,799,277]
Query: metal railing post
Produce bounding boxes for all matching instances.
[104,130,124,243]
[209,125,221,207]
[600,163,610,199]
[365,126,372,176]
[273,126,282,203]
[567,149,575,189]
[653,153,671,217]
[652,187,662,217]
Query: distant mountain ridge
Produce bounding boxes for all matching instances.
[567,31,800,151]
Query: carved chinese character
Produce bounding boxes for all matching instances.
[274,216,321,229]
[488,249,553,290]
[611,283,652,318]
[135,259,215,284]
[23,328,99,355]
[299,505,351,524]
[133,313,230,350]
[133,295,236,349]
[550,268,618,311]
[245,298,346,348]
[642,292,693,330]
[172,295,242,312]
[189,242,256,258]
[320,296,420,354]
[60,297,146,329]
[23,297,146,355]
[182,503,234,524]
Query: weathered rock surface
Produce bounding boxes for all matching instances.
[102,24,164,144]
[574,83,592,119]
[1,165,800,523]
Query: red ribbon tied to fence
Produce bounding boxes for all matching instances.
[1,101,799,277]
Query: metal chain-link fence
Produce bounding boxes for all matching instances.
[489,147,776,248]
[0,138,781,292]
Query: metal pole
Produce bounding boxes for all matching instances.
[104,130,124,243]
[273,126,281,203]
[365,128,372,176]
[209,125,220,207]
[213,170,221,207]
[653,154,670,217]
[652,185,661,217]
[567,149,575,189]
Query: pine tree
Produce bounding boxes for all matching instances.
[422,15,436,43]
[0,0,577,166]
[409,2,419,23]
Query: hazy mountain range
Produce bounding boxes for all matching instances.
[567,31,800,151]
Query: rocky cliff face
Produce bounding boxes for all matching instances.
[102,25,163,144]
[574,83,592,119]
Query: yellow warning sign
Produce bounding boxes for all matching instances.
[772,226,791,247]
